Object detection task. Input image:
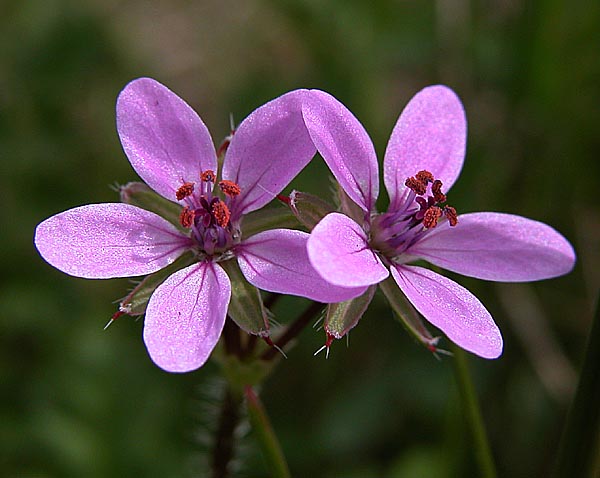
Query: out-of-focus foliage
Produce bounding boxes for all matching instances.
[2,0,598,476]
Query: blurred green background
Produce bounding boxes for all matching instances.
[2,0,599,476]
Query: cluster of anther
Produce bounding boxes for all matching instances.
[405,170,458,229]
[175,170,242,257]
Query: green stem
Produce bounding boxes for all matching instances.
[452,345,497,478]
[245,386,291,478]
[554,293,600,478]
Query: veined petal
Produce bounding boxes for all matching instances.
[391,265,502,359]
[223,90,316,216]
[34,203,191,279]
[117,78,217,201]
[411,212,576,282]
[307,213,388,287]
[143,262,230,373]
[237,228,367,302]
[302,90,379,213]
[384,86,466,209]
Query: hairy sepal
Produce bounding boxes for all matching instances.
[120,181,184,230]
[325,285,376,339]
[220,259,271,337]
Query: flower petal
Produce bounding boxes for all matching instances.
[223,90,316,216]
[302,90,379,213]
[411,212,576,282]
[307,213,389,287]
[384,85,466,208]
[34,203,191,279]
[117,78,217,201]
[237,228,367,302]
[143,262,230,373]
[391,265,502,359]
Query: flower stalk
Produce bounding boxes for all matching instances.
[245,386,291,478]
[452,345,497,478]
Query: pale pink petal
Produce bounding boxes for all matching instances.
[384,86,466,208]
[34,203,191,279]
[410,212,576,282]
[117,78,217,201]
[391,265,502,359]
[237,229,367,302]
[307,213,388,287]
[222,90,316,216]
[143,262,230,373]
[302,90,379,213]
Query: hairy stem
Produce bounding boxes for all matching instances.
[210,386,242,478]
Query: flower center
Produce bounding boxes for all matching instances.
[175,170,242,258]
[370,170,457,260]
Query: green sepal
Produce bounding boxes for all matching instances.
[325,285,376,339]
[120,182,184,230]
[219,259,271,337]
[118,252,196,316]
[242,205,301,238]
[336,180,367,225]
[288,190,336,230]
[379,275,439,350]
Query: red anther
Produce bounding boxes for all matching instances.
[405,176,427,195]
[175,181,195,200]
[444,206,458,226]
[212,200,231,227]
[423,206,443,229]
[415,170,434,184]
[200,170,216,183]
[276,194,291,205]
[179,206,195,228]
[218,180,241,197]
[431,179,446,203]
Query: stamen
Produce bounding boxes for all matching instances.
[416,170,434,184]
[405,176,427,195]
[444,206,458,226]
[423,206,443,229]
[219,180,241,197]
[175,182,195,200]
[431,179,446,203]
[200,170,216,183]
[179,206,195,228]
[212,200,231,227]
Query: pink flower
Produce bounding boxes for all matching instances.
[34,78,364,372]
[302,86,576,359]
